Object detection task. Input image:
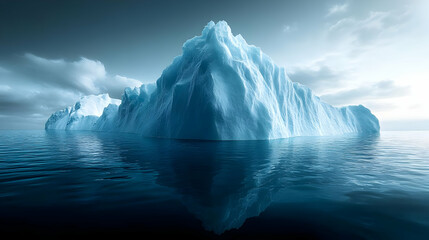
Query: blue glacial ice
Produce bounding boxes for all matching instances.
[45,21,380,140]
[45,94,120,130]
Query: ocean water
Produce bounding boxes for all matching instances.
[0,130,428,239]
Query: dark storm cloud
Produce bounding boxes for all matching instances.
[0,86,76,115]
[320,80,409,106]
[0,85,75,129]
[15,54,141,98]
[0,54,141,129]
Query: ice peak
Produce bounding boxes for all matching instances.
[201,21,215,35]
[202,20,232,37]
[199,20,237,46]
[181,20,247,62]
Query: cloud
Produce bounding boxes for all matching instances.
[327,10,409,49]
[320,80,409,106]
[0,54,142,129]
[0,85,11,92]
[283,25,291,32]
[287,11,408,95]
[0,86,79,129]
[282,24,296,33]
[288,64,344,92]
[327,3,348,17]
[105,75,142,99]
[288,7,412,109]
[20,54,141,98]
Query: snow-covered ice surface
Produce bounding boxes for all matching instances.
[46,21,379,140]
[45,94,120,130]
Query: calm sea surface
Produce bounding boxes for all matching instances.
[0,130,428,239]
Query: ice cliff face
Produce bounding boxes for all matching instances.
[46,21,380,140]
[45,94,120,130]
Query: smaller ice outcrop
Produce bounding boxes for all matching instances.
[45,94,121,130]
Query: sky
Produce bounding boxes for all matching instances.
[0,0,428,130]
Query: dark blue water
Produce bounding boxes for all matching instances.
[0,130,428,239]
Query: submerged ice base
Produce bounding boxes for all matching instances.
[45,21,379,140]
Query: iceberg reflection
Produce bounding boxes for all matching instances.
[127,135,380,234]
[43,131,380,234]
[147,140,284,234]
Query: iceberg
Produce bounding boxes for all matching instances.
[45,94,120,130]
[46,21,379,140]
